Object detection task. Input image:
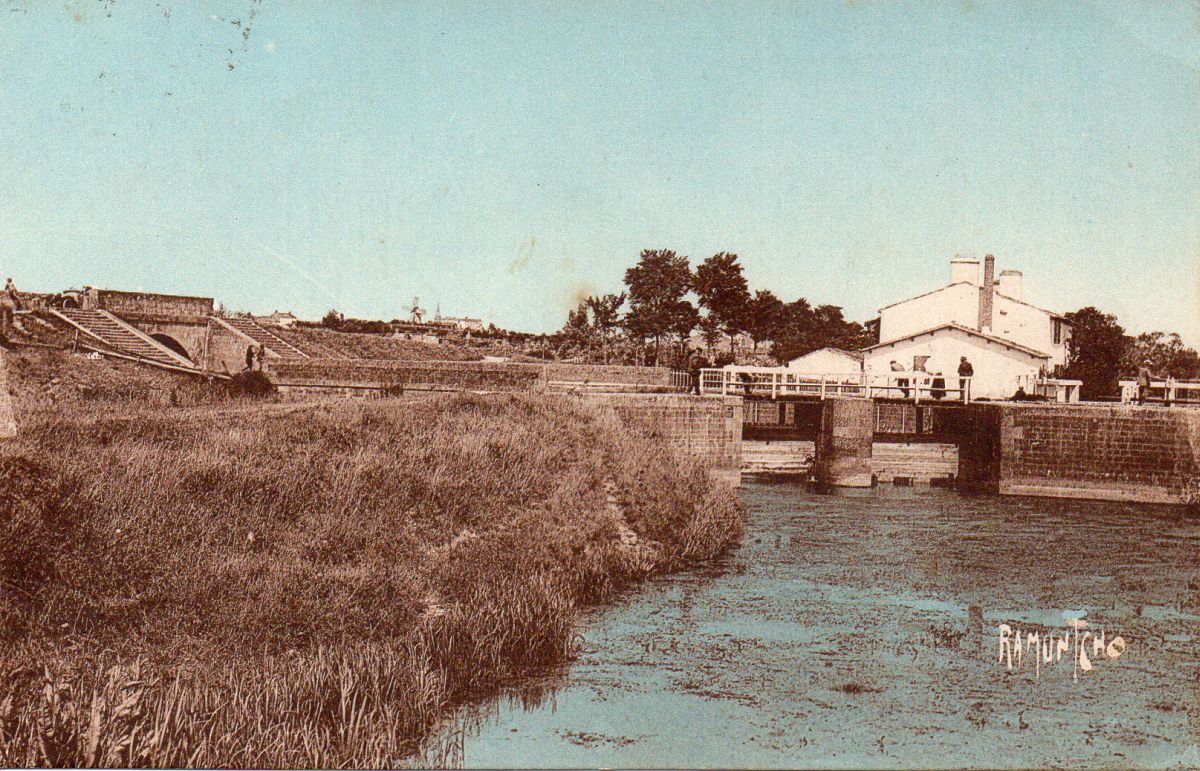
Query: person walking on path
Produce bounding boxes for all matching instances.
[1137,360,1155,405]
[957,356,974,401]
[256,343,267,371]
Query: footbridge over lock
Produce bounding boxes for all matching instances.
[759,395,1200,506]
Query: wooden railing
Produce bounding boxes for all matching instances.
[1016,375,1083,403]
[1119,378,1200,405]
[699,368,972,402]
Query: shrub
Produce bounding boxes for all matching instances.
[223,370,276,398]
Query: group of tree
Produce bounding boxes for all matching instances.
[559,249,873,367]
[1062,307,1200,400]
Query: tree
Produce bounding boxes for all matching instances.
[1062,307,1126,400]
[560,301,592,350]
[694,252,751,353]
[623,249,695,364]
[321,309,342,329]
[769,300,871,364]
[698,313,723,357]
[745,289,786,352]
[668,299,700,365]
[812,304,873,352]
[769,298,816,363]
[1121,331,1200,380]
[586,292,625,364]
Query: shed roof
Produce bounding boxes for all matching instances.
[789,347,864,363]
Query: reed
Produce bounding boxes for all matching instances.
[0,391,742,767]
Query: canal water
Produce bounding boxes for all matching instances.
[448,481,1200,769]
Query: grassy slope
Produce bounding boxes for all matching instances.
[277,326,484,361]
[0,360,742,767]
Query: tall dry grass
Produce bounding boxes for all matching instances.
[0,392,742,767]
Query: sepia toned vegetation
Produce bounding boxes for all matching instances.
[0,382,742,767]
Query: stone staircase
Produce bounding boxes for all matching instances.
[52,308,195,368]
[215,316,310,359]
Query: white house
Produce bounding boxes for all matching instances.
[862,255,1072,399]
[259,310,299,327]
[786,348,863,376]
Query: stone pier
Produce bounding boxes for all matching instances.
[0,348,17,439]
[813,397,874,487]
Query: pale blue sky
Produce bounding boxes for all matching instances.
[1,1,1196,338]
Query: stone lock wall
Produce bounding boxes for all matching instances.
[958,403,1200,504]
[581,393,743,487]
[544,363,676,388]
[270,359,546,392]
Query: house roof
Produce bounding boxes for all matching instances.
[863,322,1052,359]
[789,347,864,363]
[876,282,972,313]
[994,291,1067,320]
[878,281,1069,321]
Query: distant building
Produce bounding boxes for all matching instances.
[786,348,863,376]
[862,255,1072,399]
[433,312,485,332]
[259,311,299,327]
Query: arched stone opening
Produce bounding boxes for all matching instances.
[150,333,192,362]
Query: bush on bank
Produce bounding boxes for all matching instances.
[0,393,743,767]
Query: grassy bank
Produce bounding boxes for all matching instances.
[0,387,742,766]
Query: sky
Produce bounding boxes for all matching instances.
[1,1,1197,339]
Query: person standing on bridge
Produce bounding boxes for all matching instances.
[930,369,946,400]
[890,360,909,398]
[957,356,974,401]
[1137,360,1155,405]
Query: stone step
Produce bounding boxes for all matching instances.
[53,309,190,367]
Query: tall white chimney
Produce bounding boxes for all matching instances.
[950,257,980,285]
[999,269,1023,300]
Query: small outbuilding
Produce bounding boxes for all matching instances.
[785,347,864,376]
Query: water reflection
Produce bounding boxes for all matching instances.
[438,482,1200,769]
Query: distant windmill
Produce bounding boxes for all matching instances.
[409,297,425,324]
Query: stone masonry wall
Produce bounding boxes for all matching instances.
[960,403,1200,504]
[999,404,1200,504]
[91,289,214,320]
[544,363,675,387]
[269,359,680,394]
[270,359,545,392]
[580,393,743,486]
